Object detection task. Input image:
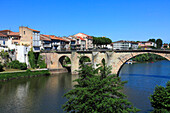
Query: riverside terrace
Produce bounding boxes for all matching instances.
[41,49,170,75]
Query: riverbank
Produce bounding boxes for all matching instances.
[0,69,50,81]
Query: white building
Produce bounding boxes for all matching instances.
[16,46,30,65]
[113,40,131,50]
[0,33,8,51]
[113,40,138,50]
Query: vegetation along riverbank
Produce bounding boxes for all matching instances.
[132,53,166,63]
[0,69,50,81]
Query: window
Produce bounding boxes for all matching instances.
[24,31,25,35]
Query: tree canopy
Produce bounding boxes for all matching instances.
[62,59,139,113]
[93,36,112,47]
[149,81,170,112]
[148,39,156,43]
[156,39,163,49]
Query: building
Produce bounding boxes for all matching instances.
[40,34,52,50]
[62,37,76,50]
[130,41,138,49]
[16,45,30,65]
[73,33,93,50]
[113,40,131,50]
[0,32,8,51]
[19,26,40,52]
[162,44,169,49]
[0,30,21,50]
[138,41,156,48]
[75,36,86,50]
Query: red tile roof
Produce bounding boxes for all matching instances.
[40,35,51,41]
[50,35,67,41]
[63,37,76,41]
[8,32,20,36]
[27,28,40,32]
[77,33,89,36]
[0,33,7,37]
[77,36,85,41]
[0,30,11,33]
[87,36,93,39]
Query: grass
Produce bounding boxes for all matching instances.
[0,69,50,81]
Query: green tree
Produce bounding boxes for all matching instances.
[62,60,139,113]
[37,54,47,68]
[148,39,156,43]
[28,49,36,69]
[156,39,163,49]
[149,81,170,112]
[93,36,112,48]
[0,63,4,72]
[0,50,10,67]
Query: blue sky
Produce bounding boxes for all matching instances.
[0,0,170,43]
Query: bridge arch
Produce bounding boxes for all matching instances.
[79,56,91,64]
[58,55,71,72]
[116,52,170,76]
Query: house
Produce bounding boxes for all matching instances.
[73,33,93,50]
[49,35,68,51]
[0,30,21,50]
[138,41,156,49]
[113,40,131,50]
[0,32,8,51]
[40,34,52,50]
[16,45,30,65]
[75,36,86,50]
[162,44,169,49]
[19,26,41,52]
[62,37,76,50]
[130,41,138,49]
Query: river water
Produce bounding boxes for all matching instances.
[0,60,169,113]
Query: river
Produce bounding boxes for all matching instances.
[0,60,169,113]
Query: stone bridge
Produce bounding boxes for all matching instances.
[41,50,170,75]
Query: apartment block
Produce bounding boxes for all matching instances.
[19,26,40,52]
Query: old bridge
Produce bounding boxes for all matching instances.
[41,50,170,75]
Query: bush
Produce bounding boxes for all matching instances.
[28,49,36,69]
[7,60,27,70]
[0,70,50,81]
[149,81,170,112]
[0,63,3,72]
[37,54,46,68]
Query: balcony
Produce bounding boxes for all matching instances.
[43,44,51,47]
[33,40,40,47]
[52,42,60,46]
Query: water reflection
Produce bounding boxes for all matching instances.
[0,60,169,113]
[119,60,170,112]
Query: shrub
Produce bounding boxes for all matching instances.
[149,81,170,112]
[7,60,27,70]
[37,54,46,68]
[28,49,36,69]
[0,63,3,72]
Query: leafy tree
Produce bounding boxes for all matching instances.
[93,36,112,48]
[148,39,156,43]
[156,39,163,49]
[6,60,27,70]
[0,50,10,67]
[62,59,139,113]
[0,63,4,72]
[37,54,47,68]
[149,81,170,112]
[28,49,36,69]
[79,56,91,64]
